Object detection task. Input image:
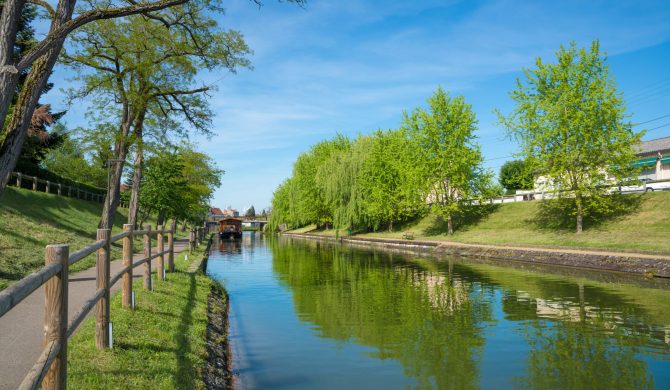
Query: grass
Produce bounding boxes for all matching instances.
[290,191,670,253]
[67,245,217,389]
[0,186,188,290]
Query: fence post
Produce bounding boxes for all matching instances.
[43,244,69,390]
[96,228,111,349]
[67,186,71,197]
[168,224,175,273]
[57,183,62,196]
[143,224,152,291]
[16,172,21,187]
[189,229,196,253]
[32,176,37,191]
[157,225,165,281]
[46,180,50,194]
[122,224,133,309]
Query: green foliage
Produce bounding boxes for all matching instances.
[404,87,489,234]
[245,205,256,218]
[498,41,642,232]
[138,144,222,225]
[41,125,107,188]
[499,159,534,194]
[270,88,495,234]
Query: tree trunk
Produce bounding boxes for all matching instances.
[0,0,75,194]
[447,213,453,235]
[388,220,393,232]
[127,141,143,229]
[156,211,166,227]
[0,54,56,191]
[99,112,133,229]
[575,193,583,234]
[0,0,24,133]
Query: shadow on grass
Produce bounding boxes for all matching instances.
[175,273,198,389]
[534,193,643,231]
[423,204,501,236]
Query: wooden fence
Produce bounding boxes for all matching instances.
[8,171,105,203]
[0,224,177,390]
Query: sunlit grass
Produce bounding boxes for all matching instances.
[67,248,214,389]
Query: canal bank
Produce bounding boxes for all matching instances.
[282,233,670,278]
[62,236,233,389]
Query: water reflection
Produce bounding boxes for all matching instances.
[269,238,670,389]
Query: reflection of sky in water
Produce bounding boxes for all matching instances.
[207,234,670,389]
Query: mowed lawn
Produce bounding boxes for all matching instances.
[297,191,670,253]
[67,248,217,389]
[0,187,180,290]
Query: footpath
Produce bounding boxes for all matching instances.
[285,233,670,277]
[0,239,189,390]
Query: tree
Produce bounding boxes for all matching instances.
[498,41,641,233]
[62,3,250,229]
[359,129,424,231]
[0,0,198,192]
[404,87,485,235]
[0,0,305,195]
[499,160,534,194]
[245,205,256,218]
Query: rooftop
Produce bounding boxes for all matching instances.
[638,136,670,155]
[210,207,224,215]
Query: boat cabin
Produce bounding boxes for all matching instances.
[219,218,243,239]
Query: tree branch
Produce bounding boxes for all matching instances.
[27,0,56,18]
[17,0,190,72]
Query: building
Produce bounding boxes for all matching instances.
[209,207,225,221]
[634,136,670,181]
[223,207,240,218]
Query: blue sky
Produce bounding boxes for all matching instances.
[44,0,670,212]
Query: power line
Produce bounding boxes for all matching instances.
[646,122,670,132]
[633,114,670,126]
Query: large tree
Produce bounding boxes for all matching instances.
[0,0,196,192]
[0,0,305,195]
[404,87,486,235]
[498,41,641,233]
[62,2,250,229]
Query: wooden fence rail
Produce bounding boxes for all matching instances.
[8,171,106,204]
[0,225,175,390]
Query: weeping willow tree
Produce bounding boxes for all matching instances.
[316,135,366,231]
[360,129,424,231]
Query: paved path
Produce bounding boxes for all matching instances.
[0,239,189,390]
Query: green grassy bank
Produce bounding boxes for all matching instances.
[67,246,223,389]
[0,187,185,289]
[292,191,670,253]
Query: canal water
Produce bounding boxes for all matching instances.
[207,233,670,389]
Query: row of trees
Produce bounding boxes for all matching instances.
[1,1,304,230]
[269,87,496,234]
[270,41,642,234]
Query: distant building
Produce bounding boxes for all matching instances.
[223,208,240,218]
[209,207,225,221]
[634,136,670,181]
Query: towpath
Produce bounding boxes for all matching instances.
[0,239,189,390]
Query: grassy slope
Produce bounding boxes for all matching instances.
[0,186,184,289]
[294,191,670,253]
[68,247,215,389]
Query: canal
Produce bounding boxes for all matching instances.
[206,233,670,389]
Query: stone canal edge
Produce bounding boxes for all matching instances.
[282,233,670,278]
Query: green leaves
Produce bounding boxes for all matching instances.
[498,40,642,232]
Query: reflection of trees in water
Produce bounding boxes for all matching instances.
[272,239,669,388]
[271,240,493,389]
[515,317,654,390]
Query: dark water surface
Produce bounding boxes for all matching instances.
[206,233,670,389]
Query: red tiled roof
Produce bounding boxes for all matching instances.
[210,207,224,215]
